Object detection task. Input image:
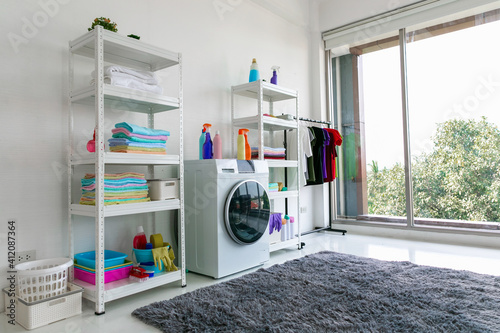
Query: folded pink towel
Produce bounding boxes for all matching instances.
[111,128,169,141]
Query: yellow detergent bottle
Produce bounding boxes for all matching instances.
[237,129,248,160]
[244,129,251,160]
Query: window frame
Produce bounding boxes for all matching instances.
[330,7,500,233]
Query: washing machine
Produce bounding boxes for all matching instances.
[184,159,270,279]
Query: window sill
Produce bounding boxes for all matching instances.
[354,215,500,230]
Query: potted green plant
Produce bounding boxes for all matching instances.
[88,17,117,32]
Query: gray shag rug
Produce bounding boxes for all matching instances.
[132,251,500,332]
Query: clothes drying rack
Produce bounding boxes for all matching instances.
[283,116,347,238]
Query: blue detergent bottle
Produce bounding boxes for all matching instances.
[199,128,206,160]
[249,58,260,82]
[202,123,213,159]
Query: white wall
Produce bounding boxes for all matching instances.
[0,0,324,309]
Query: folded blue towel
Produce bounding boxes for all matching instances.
[108,138,166,148]
[115,122,170,137]
[111,133,167,143]
[81,178,147,186]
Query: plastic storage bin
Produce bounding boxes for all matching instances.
[139,261,164,274]
[147,179,179,200]
[3,283,82,330]
[74,265,132,285]
[74,259,132,272]
[74,250,127,269]
[15,258,73,303]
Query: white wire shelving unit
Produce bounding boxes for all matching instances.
[231,80,301,252]
[68,26,185,314]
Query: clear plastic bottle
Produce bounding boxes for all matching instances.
[249,58,260,82]
[133,226,147,249]
[213,130,222,159]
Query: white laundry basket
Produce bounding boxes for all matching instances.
[15,258,73,303]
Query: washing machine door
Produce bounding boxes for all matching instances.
[224,180,270,245]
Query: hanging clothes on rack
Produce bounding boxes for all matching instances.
[294,117,347,236]
[321,128,330,179]
[306,126,327,185]
[324,128,342,182]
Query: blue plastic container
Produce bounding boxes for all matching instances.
[133,248,154,263]
[139,261,164,274]
[74,250,127,269]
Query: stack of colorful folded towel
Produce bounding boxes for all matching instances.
[268,183,279,192]
[91,65,163,94]
[108,122,170,155]
[79,172,150,206]
[251,146,286,160]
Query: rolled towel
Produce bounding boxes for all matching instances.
[112,128,169,141]
[92,65,159,85]
[115,122,170,137]
[108,138,166,148]
[90,76,163,95]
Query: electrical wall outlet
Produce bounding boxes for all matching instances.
[16,250,36,264]
[300,207,307,213]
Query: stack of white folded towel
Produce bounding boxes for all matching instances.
[91,65,163,94]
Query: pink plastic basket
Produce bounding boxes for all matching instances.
[74,266,131,285]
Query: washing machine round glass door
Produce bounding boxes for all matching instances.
[225,180,270,245]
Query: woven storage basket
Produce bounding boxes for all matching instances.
[3,283,82,330]
[15,258,73,303]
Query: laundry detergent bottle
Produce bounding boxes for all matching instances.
[237,129,247,160]
[202,123,213,159]
[199,128,206,160]
[243,129,251,160]
[213,130,222,159]
[133,226,147,249]
[270,66,279,85]
[249,58,260,82]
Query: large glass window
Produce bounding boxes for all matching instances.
[334,8,500,229]
[363,46,406,220]
[407,15,500,227]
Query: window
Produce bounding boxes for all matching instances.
[333,8,500,229]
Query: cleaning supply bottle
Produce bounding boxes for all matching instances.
[249,58,260,82]
[202,123,213,159]
[133,226,147,249]
[213,130,222,159]
[237,129,247,160]
[270,66,280,85]
[199,128,206,160]
[243,129,251,160]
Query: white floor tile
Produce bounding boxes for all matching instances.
[2,232,500,332]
